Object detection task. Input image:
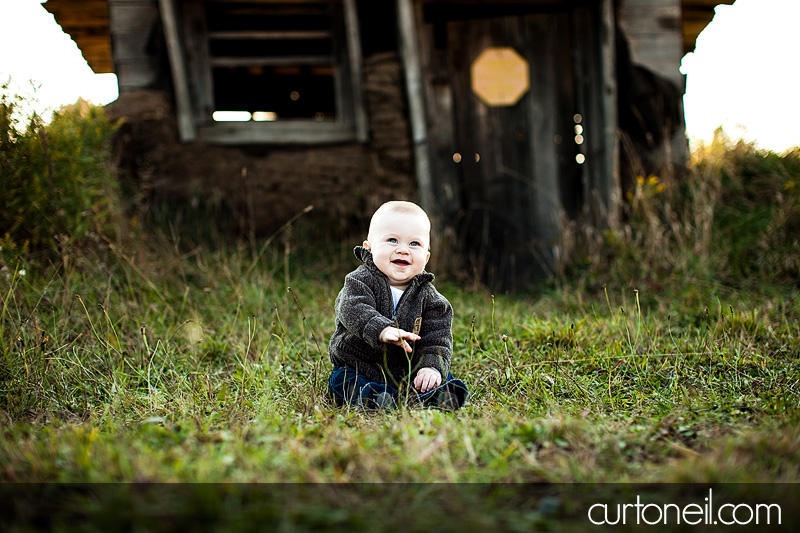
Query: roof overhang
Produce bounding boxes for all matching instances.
[42,0,113,73]
[43,0,735,74]
[683,0,735,55]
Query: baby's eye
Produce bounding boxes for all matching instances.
[388,238,398,244]
[410,241,420,247]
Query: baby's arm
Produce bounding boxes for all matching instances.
[335,274,395,350]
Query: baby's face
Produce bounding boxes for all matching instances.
[364,211,430,289]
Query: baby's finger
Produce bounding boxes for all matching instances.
[398,330,420,341]
[417,374,430,392]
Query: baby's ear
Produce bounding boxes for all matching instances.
[363,240,371,251]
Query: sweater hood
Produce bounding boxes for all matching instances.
[354,245,434,286]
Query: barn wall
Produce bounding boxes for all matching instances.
[108,0,166,92]
[413,0,617,290]
[616,0,688,192]
[101,1,417,241]
[617,0,684,89]
[43,0,716,290]
[107,52,417,241]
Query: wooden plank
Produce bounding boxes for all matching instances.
[209,56,333,67]
[46,0,110,28]
[207,0,336,5]
[208,30,332,40]
[524,13,560,270]
[108,31,152,60]
[571,5,597,223]
[158,0,196,141]
[445,15,544,288]
[551,12,581,221]
[618,0,683,87]
[206,4,332,17]
[574,0,618,228]
[331,2,350,129]
[196,121,357,145]
[415,8,461,223]
[397,0,436,218]
[115,59,161,90]
[343,0,367,142]
[618,7,682,25]
[628,43,685,70]
[599,0,620,228]
[619,0,676,6]
[420,0,572,7]
[108,1,158,32]
[182,0,215,122]
[46,0,113,72]
[108,1,164,86]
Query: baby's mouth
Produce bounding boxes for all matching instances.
[392,259,411,266]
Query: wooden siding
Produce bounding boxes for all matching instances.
[617,0,684,89]
[414,0,617,290]
[109,0,163,91]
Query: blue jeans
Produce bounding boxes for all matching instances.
[328,365,469,410]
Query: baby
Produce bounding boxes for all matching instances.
[328,200,468,410]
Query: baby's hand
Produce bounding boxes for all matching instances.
[379,326,420,353]
[414,367,442,393]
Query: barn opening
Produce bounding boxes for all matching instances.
[170,0,367,143]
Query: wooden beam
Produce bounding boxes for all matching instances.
[183,0,215,122]
[207,0,336,4]
[209,56,333,67]
[397,0,436,218]
[196,121,357,145]
[599,0,620,228]
[343,0,368,142]
[526,14,561,265]
[208,30,332,40]
[618,0,684,88]
[158,0,196,141]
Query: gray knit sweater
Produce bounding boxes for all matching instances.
[328,246,453,385]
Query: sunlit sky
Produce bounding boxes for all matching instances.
[1,0,798,152]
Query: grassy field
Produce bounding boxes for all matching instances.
[2,237,798,482]
[2,239,796,528]
[1,104,799,529]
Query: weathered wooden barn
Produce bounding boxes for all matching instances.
[44,0,732,290]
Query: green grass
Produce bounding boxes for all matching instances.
[2,236,798,530]
[2,232,798,487]
[1,109,799,528]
